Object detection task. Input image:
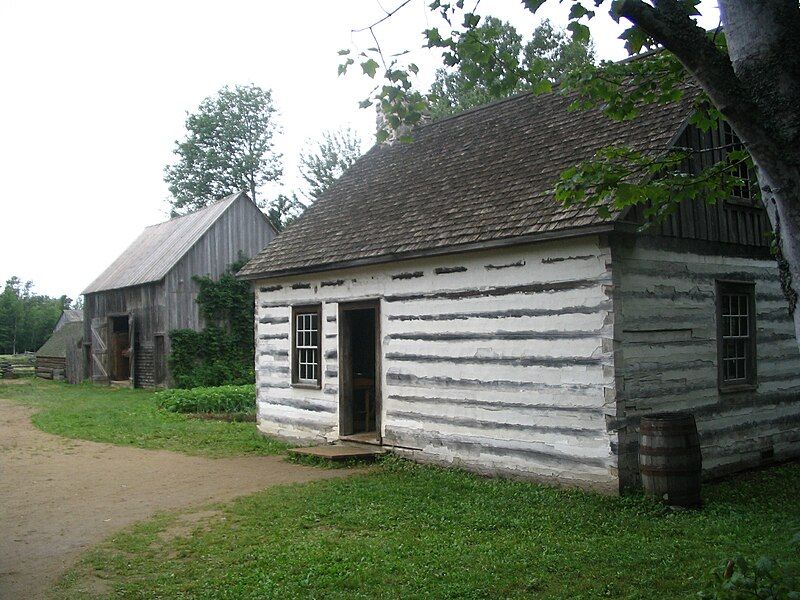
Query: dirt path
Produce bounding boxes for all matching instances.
[0,399,349,600]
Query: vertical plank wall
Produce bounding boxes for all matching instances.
[163,195,275,382]
[83,282,165,386]
[613,237,800,485]
[256,236,620,491]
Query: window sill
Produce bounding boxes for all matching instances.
[292,382,321,390]
[718,383,758,394]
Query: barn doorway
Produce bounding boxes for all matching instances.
[109,315,131,382]
[339,301,381,443]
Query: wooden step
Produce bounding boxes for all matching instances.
[289,442,387,462]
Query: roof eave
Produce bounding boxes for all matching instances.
[238,222,622,282]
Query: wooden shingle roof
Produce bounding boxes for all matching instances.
[83,192,247,294]
[239,86,697,280]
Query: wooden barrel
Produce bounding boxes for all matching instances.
[639,412,702,508]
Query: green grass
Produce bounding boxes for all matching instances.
[0,378,289,457]
[54,458,800,599]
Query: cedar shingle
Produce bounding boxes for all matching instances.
[239,87,697,279]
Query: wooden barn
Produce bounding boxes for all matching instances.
[238,86,800,493]
[35,316,83,381]
[82,191,276,388]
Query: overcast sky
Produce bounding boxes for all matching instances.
[0,0,719,300]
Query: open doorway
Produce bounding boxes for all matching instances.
[339,301,380,443]
[109,315,131,382]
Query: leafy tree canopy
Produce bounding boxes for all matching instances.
[265,192,305,232]
[164,84,282,215]
[0,277,73,355]
[429,17,594,119]
[263,128,364,233]
[298,128,364,201]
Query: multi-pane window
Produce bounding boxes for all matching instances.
[722,122,756,203]
[292,306,321,386]
[717,282,757,388]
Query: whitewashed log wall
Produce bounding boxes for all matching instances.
[613,239,800,485]
[255,236,620,491]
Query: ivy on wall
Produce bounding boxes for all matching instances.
[169,256,254,388]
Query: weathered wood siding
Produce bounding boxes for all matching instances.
[613,236,800,485]
[65,341,83,384]
[83,195,274,388]
[35,357,66,380]
[83,282,165,386]
[255,237,619,491]
[162,195,275,382]
[625,122,769,247]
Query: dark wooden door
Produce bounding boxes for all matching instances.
[338,301,381,439]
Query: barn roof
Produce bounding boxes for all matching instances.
[61,309,83,323]
[239,85,697,280]
[36,321,83,358]
[83,192,248,294]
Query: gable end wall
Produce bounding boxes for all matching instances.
[612,235,800,486]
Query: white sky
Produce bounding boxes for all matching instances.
[0,0,719,300]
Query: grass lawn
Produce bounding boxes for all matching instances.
[0,378,289,457]
[55,458,800,599]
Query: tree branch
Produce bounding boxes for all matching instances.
[352,0,412,33]
[616,0,780,165]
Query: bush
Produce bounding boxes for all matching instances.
[169,327,254,389]
[698,533,800,599]
[156,385,256,414]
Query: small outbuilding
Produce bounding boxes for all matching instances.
[36,319,83,381]
[82,191,276,387]
[239,85,800,492]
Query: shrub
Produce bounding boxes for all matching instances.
[169,327,254,389]
[698,533,800,599]
[156,384,256,414]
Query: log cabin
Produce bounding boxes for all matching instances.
[82,191,276,388]
[238,86,800,492]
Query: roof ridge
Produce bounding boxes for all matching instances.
[82,191,249,294]
[147,191,245,229]
[418,90,537,130]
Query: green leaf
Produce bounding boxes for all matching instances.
[376,129,390,143]
[567,22,591,44]
[361,59,380,78]
[521,0,547,12]
[532,79,552,95]
[568,3,595,20]
[463,12,480,28]
[337,49,350,56]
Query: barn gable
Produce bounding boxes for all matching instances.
[81,192,275,387]
[84,191,274,294]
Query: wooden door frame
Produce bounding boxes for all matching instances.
[106,313,131,382]
[337,300,382,442]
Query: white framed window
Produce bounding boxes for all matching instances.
[292,305,321,386]
[717,281,757,389]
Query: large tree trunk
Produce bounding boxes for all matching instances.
[718,0,800,346]
[621,0,800,352]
